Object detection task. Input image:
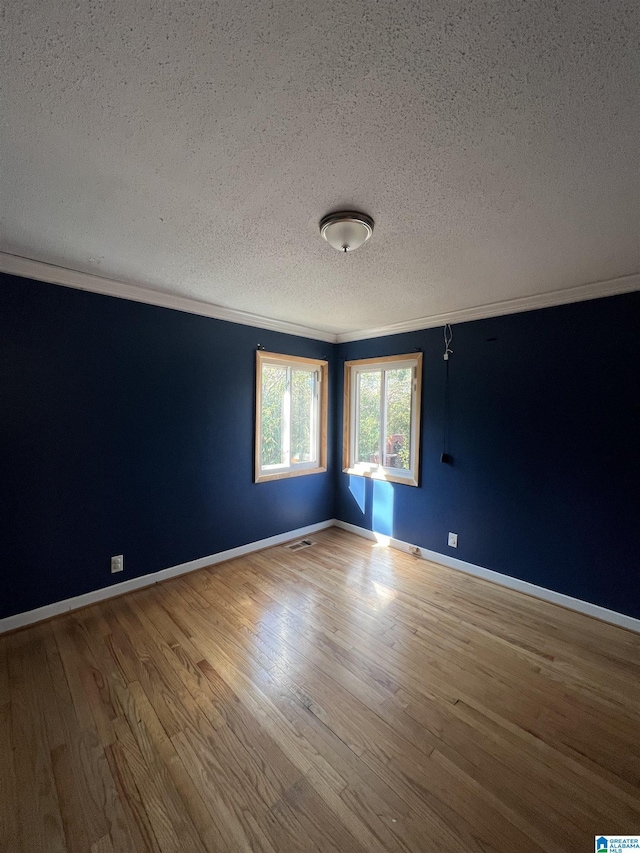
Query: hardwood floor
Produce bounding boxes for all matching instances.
[1,528,639,852]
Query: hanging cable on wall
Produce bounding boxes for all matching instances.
[441,324,453,464]
[443,324,453,361]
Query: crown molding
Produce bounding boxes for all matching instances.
[2,251,637,346]
[0,251,337,343]
[335,273,640,343]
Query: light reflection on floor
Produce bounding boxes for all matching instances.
[252,523,403,668]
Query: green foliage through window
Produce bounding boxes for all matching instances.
[291,369,313,462]
[261,365,317,468]
[261,365,287,466]
[257,351,327,482]
[355,368,412,470]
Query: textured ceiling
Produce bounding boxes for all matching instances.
[2,0,639,335]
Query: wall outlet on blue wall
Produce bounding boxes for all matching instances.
[110,555,124,574]
[448,532,458,548]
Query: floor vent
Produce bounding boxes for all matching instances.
[285,539,316,551]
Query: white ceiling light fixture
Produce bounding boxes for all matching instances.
[320,211,374,253]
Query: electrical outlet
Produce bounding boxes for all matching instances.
[448,532,458,548]
[110,554,124,574]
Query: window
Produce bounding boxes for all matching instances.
[343,353,422,486]
[255,351,328,482]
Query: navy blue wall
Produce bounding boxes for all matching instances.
[335,293,640,620]
[0,273,334,619]
[2,273,638,622]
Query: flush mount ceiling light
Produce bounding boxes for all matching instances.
[319,211,374,253]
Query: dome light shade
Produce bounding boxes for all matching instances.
[320,211,374,252]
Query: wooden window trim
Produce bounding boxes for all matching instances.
[255,351,328,483]
[343,352,422,487]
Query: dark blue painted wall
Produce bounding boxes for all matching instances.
[335,292,640,619]
[0,273,334,619]
[2,273,638,621]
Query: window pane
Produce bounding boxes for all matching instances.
[384,368,412,469]
[291,369,315,463]
[261,365,287,467]
[357,371,382,463]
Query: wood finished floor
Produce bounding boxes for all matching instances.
[1,528,639,853]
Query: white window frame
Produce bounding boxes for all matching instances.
[343,353,422,487]
[255,351,328,483]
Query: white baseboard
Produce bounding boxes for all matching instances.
[0,519,334,634]
[3,517,638,636]
[333,520,640,634]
